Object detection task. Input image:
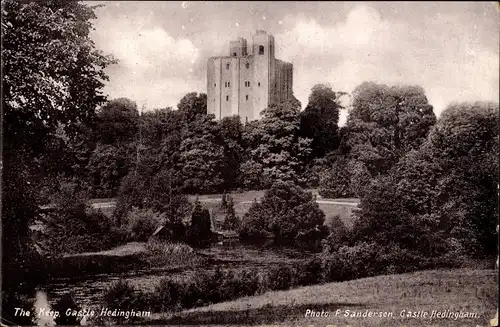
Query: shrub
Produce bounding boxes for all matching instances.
[322,215,349,253]
[240,181,326,243]
[266,265,294,291]
[46,182,121,254]
[154,279,185,312]
[103,280,151,320]
[295,257,323,286]
[222,196,240,231]
[145,240,197,267]
[122,207,166,242]
[187,200,212,247]
[52,293,81,326]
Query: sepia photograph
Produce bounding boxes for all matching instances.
[1,1,499,326]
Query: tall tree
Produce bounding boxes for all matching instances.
[243,97,313,188]
[354,101,499,259]
[178,115,226,194]
[344,82,436,176]
[300,84,346,158]
[2,0,115,323]
[95,98,140,145]
[219,116,245,190]
[177,92,207,123]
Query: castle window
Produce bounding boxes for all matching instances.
[228,81,231,87]
[226,63,230,69]
[259,45,264,55]
[214,83,216,87]
[233,52,237,57]
[248,81,251,87]
[245,62,250,69]
[258,82,261,86]
[226,95,229,101]
[246,95,248,101]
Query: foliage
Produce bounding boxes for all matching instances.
[122,208,166,242]
[265,265,294,291]
[318,153,352,198]
[220,116,245,190]
[353,101,499,259]
[86,143,132,197]
[222,196,240,231]
[240,182,326,242]
[52,293,81,326]
[115,168,191,229]
[178,115,226,194]
[187,200,213,246]
[300,84,346,158]
[344,82,436,177]
[103,280,151,323]
[243,98,313,188]
[1,0,114,303]
[95,98,140,145]
[239,160,264,190]
[45,181,122,254]
[322,215,349,253]
[177,92,207,122]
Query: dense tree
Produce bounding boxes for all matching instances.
[140,107,175,148]
[243,98,313,188]
[344,82,436,176]
[178,115,226,194]
[353,101,499,259]
[2,1,114,322]
[322,215,349,253]
[95,98,140,145]
[240,182,326,242]
[300,84,346,158]
[222,196,240,231]
[220,116,245,190]
[187,200,213,246]
[318,154,352,198]
[177,92,207,123]
[86,143,132,198]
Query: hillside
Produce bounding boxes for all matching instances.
[142,268,498,326]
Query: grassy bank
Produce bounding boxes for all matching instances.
[142,268,497,327]
[45,242,202,279]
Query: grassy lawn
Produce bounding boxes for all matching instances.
[143,268,498,326]
[189,190,359,230]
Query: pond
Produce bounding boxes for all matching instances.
[39,242,313,312]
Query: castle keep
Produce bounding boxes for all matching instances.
[207,30,293,122]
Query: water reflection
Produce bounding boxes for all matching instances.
[34,290,55,327]
[42,242,312,310]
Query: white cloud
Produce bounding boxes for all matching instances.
[91,8,200,109]
[275,4,499,118]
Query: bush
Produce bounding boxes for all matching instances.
[266,265,294,291]
[222,196,240,231]
[103,280,151,322]
[295,257,323,286]
[154,279,185,312]
[122,207,166,242]
[322,215,349,253]
[240,181,326,243]
[187,200,212,247]
[145,240,197,267]
[46,182,122,254]
[52,293,81,326]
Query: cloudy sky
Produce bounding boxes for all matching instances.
[90,1,499,124]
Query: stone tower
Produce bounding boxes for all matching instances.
[207,30,293,122]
